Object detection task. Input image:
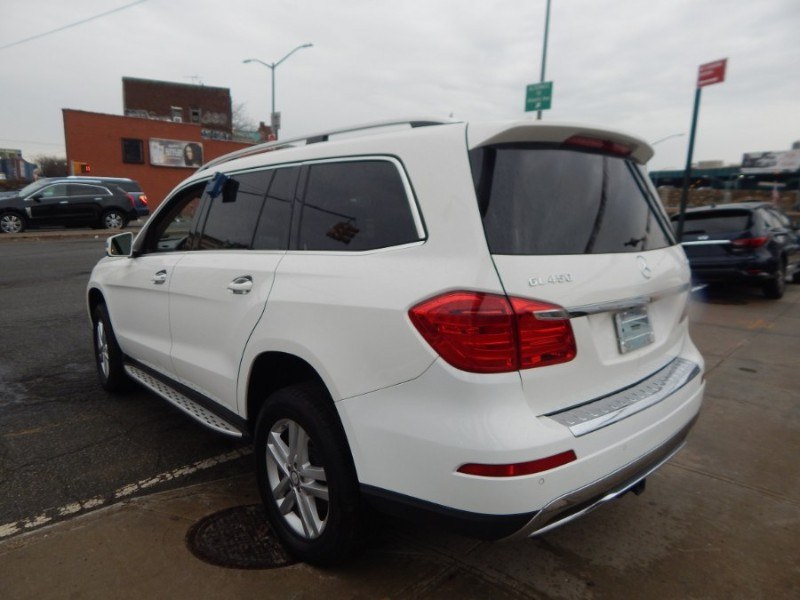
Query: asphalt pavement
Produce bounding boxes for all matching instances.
[1,231,798,599]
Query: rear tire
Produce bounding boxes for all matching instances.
[92,304,129,392]
[763,262,786,299]
[254,383,363,566]
[0,212,26,233]
[102,210,127,230]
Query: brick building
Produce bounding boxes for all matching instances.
[122,77,233,138]
[62,78,258,209]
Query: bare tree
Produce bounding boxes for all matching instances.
[232,102,257,133]
[32,154,68,177]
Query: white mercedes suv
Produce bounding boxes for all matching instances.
[87,119,705,565]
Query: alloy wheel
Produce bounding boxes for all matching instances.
[265,418,329,539]
[95,320,110,379]
[0,214,23,233]
[104,212,124,229]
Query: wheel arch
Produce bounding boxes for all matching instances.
[87,287,106,316]
[246,351,331,433]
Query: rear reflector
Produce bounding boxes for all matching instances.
[409,291,576,373]
[457,450,577,477]
[564,135,633,157]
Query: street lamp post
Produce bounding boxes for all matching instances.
[244,43,313,139]
[537,0,552,121]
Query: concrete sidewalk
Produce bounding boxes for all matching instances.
[1,287,799,598]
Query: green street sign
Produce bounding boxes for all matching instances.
[525,81,553,112]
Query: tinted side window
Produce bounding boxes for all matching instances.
[143,182,205,253]
[197,171,271,250]
[252,167,297,250]
[761,209,784,230]
[39,185,69,198]
[770,209,791,228]
[298,160,420,251]
[471,146,672,255]
[67,184,110,196]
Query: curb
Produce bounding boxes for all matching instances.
[0,226,143,244]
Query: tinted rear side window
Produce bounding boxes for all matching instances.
[298,160,420,251]
[252,167,297,250]
[677,210,751,234]
[471,146,672,255]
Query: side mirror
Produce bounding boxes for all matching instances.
[106,232,134,257]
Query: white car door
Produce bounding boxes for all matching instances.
[167,168,297,413]
[99,182,206,377]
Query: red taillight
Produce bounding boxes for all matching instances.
[457,450,577,477]
[511,297,577,369]
[139,194,148,206]
[408,291,576,374]
[731,236,768,248]
[564,135,633,157]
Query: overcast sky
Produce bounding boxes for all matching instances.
[1,0,798,171]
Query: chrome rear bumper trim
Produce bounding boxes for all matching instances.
[509,415,697,540]
[546,357,700,437]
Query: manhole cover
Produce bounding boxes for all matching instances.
[186,504,297,569]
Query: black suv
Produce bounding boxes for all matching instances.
[0,177,147,234]
[673,202,800,299]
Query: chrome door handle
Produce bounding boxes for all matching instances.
[152,270,168,284]
[227,276,253,295]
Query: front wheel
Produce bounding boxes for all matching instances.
[92,304,129,391]
[0,212,26,233]
[254,383,363,566]
[102,210,127,230]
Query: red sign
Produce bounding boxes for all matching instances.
[697,59,727,88]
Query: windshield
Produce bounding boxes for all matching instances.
[674,210,751,235]
[470,145,673,255]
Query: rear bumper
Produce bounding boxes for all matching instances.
[688,256,779,284]
[338,347,705,537]
[513,414,695,538]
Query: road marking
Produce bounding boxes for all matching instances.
[0,447,252,540]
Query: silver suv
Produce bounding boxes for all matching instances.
[88,119,705,565]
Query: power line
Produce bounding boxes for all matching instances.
[0,0,150,52]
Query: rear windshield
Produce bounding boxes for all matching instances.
[470,145,672,255]
[673,210,751,235]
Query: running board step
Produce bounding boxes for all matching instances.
[125,365,244,438]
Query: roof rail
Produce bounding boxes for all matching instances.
[199,117,454,172]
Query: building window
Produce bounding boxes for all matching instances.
[121,138,144,164]
[171,106,183,122]
[190,107,201,124]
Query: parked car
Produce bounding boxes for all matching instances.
[0,176,147,233]
[672,202,800,299]
[74,176,150,218]
[87,119,705,565]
